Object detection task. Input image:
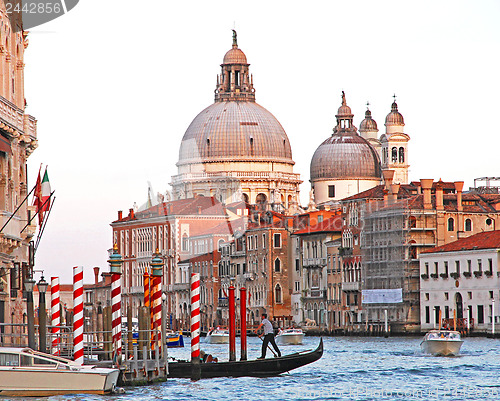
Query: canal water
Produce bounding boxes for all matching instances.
[38,336,500,400]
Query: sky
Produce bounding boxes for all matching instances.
[22,0,500,283]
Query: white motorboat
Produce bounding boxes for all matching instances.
[206,327,229,344]
[276,328,305,345]
[0,347,120,396]
[420,330,464,356]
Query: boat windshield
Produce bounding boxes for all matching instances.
[0,353,20,366]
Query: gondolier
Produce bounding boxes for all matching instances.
[255,314,281,359]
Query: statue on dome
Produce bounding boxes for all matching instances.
[232,29,237,47]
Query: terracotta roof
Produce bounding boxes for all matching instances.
[293,216,343,235]
[113,197,226,223]
[421,230,500,254]
[190,218,246,237]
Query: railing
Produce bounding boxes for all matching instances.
[172,282,190,291]
[303,289,326,299]
[0,96,24,131]
[342,282,360,291]
[171,170,301,184]
[303,257,327,267]
[0,211,23,241]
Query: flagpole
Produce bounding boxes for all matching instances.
[34,196,56,253]
[20,190,55,233]
[0,184,37,234]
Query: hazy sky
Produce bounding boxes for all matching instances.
[23,0,500,283]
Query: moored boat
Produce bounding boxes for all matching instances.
[168,337,323,379]
[166,330,185,347]
[276,328,304,345]
[420,330,464,356]
[206,327,229,344]
[0,347,119,396]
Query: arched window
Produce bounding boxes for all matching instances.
[256,193,267,204]
[447,218,455,232]
[409,216,417,228]
[274,258,281,272]
[182,233,189,251]
[465,219,472,232]
[391,147,398,163]
[275,284,282,303]
[399,147,405,163]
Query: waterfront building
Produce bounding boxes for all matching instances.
[341,174,500,333]
[0,6,38,335]
[171,32,302,212]
[290,210,342,327]
[111,196,233,328]
[419,230,500,333]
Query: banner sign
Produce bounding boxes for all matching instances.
[362,288,403,304]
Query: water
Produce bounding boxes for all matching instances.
[29,336,500,400]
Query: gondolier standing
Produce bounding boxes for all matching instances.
[255,314,281,359]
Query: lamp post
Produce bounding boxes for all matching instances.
[24,277,36,349]
[37,276,49,353]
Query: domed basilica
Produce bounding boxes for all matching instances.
[310,92,410,205]
[171,31,302,211]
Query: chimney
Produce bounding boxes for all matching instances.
[129,208,135,219]
[93,266,100,285]
[435,181,444,211]
[390,183,400,203]
[383,188,389,207]
[420,179,434,210]
[454,181,464,212]
[382,170,395,191]
[198,206,202,215]
[118,210,123,220]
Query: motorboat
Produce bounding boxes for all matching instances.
[206,327,229,344]
[420,330,464,356]
[166,330,184,348]
[168,338,323,379]
[276,328,305,345]
[0,347,119,396]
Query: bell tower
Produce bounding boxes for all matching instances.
[214,30,255,103]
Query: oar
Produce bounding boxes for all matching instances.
[258,335,278,357]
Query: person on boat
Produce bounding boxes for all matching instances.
[255,313,281,359]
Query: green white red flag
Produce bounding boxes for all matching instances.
[33,167,51,225]
[41,168,51,212]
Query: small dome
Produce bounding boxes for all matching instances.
[360,109,378,131]
[310,134,381,180]
[385,101,405,126]
[223,47,247,64]
[336,91,352,117]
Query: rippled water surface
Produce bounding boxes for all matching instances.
[24,336,500,400]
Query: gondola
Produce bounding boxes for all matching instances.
[168,338,323,379]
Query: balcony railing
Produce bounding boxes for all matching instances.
[172,282,190,291]
[342,282,360,292]
[302,257,327,268]
[303,289,326,299]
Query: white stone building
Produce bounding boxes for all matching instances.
[419,230,500,333]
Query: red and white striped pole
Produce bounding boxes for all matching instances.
[191,273,201,380]
[50,277,60,355]
[151,250,164,351]
[73,267,84,365]
[108,244,123,367]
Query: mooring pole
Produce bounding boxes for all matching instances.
[384,309,388,338]
[228,285,236,361]
[108,244,123,366]
[190,273,201,381]
[240,287,247,361]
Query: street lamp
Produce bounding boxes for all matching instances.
[24,277,36,349]
[37,276,49,353]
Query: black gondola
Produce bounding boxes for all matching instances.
[168,338,323,379]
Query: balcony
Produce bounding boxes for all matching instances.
[342,282,360,292]
[450,272,460,280]
[473,271,483,278]
[485,271,493,278]
[430,273,438,279]
[303,289,326,299]
[420,273,429,280]
[218,297,228,307]
[440,273,448,279]
[244,272,257,281]
[172,282,190,291]
[302,257,327,268]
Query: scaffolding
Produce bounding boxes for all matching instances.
[361,199,418,330]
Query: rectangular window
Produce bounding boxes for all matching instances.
[434,262,439,275]
[295,259,300,272]
[488,259,493,274]
[328,185,335,198]
[262,234,266,248]
[444,261,449,275]
[435,306,440,324]
[468,291,472,300]
[425,306,430,324]
[425,293,429,301]
[444,292,449,300]
[467,260,471,274]
[425,263,429,276]
[478,305,484,324]
[478,259,482,272]
[294,281,300,292]
[274,233,281,248]
[445,305,449,319]
[490,291,494,299]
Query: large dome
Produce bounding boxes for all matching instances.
[177,101,293,166]
[310,133,381,180]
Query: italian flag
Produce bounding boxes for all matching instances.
[41,169,51,212]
